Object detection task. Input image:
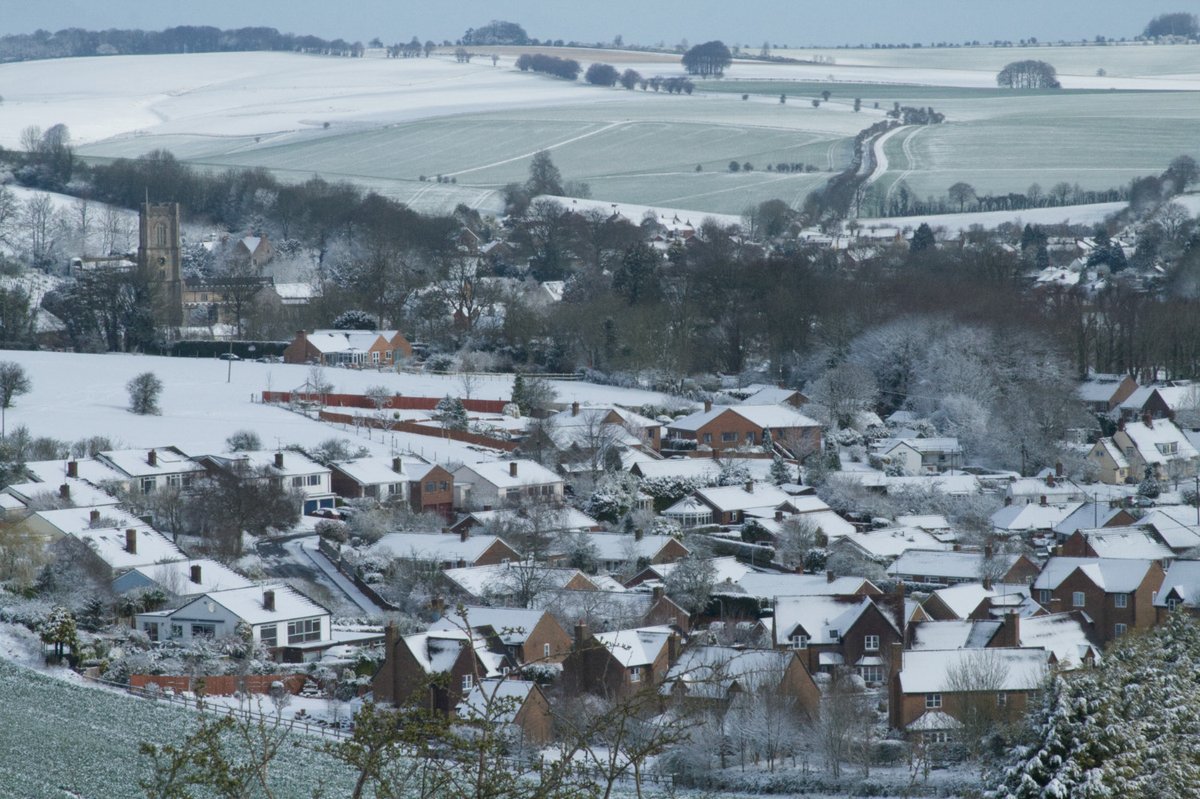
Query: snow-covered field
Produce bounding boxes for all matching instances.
[1,350,683,464]
[856,200,1129,234]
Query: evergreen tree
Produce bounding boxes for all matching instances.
[434,395,468,431]
[910,223,936,252]
[769,454,793,485]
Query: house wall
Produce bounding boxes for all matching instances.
[514,686,554,744]
[474,539,522,567]
[894,689,1031,730]
[1048,563,1163,643]
[780,655,822,719]
[411,466,455,516]
[674,410,821,455]
[1004,557,1041,585]
[520,616,573,664]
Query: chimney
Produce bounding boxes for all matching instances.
[703,400,712,413]
[1040,495,1047,506]
[1004,496,1012,506]
[826,569,835,583]
[984,543,994,559]
[59,484,70,500]
[392,456,402,473]
[667,632,682,664]
[1142,411,1153,429]
[775,509,784,522]
[892,581,907,634]
[574,620,591,647]
[983,576,993,591]
[1055,461,1064,478]
[509,462,518,478]
[430,596,445,616]
[571,401,580,416]
[147,449,157,467]
[1046,473,1056,487]
[1117,418,1126,432]
[89,509,100,524]
[263,589,276,611]
[1000,611,1021,648]
[888,641,905,727]
[190,564,202,584]
[274,452,284,469]
[652,585,664,602]
[634,528,643,542]
[125,528,137,554]
[745,481,755,494]
[66,460,78,478]
[953,543,962,552]
[459,528,469,542]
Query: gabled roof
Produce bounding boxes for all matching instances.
[887,550,1022,582]
[534,589,666,633]
[1092,439,1129,470]
[716,571,876,600]
[739,387,805,406]
[468,507,597,536]
[833,527,950,561]
[401,629,504,676]
[909,620,1001,650]
[97,446,205,479]
[33,506,147,537]
[1154,559,1200,608]
[330,457,409,485]
[369,532,516,563]
[906,710,964,731]
[456,678,538,723]
[302,329,405,355]
[1074,528,1174,560]
[694,483,792,513]
[928,582,1035,620]
[428,606,550,646]
[1016,613,1100,667]
[1052,502,1130,536]
[991,502,1083,532]
[898,648,1051,694]
[879,437,962,455]
[120,558,253,595]
[662,646,796,698]
[181,584,330,626]
[1140,507,1200,551]
[1033,557,1157,593]
[591,625,674,667]
[772,595,887,646]
[1120,419,1199,465]
[667,404,820,432]
[454,460,562,489]
[647,556,750,586]
[443,563,594,599]
[549,532,686,563]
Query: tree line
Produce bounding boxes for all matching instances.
[0,25,365,61]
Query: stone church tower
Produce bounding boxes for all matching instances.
[138,202,183,328]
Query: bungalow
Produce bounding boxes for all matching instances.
[738,387,809,408]
[451,506,601,539]
[665,403,822,458]
[886,550,1040,587]
[1076,373,1138,414]
[829,527,952,565]
[890,647,1051,731]
[32,508,182,580]
[329,456,410,505]
[562,623,681,699]
[535,585,692,634]
[1032,556,1165,643]
[112,558,253,599]
[875,438,964,475]
[428,606,572,665]
[283,329,412,367]
[545,531,690,573]
[442,562,597,605]
[1140,506,1200,553]
[665,482,793,527]
[373,623,508,714]
[368,531,520,570]
[661,646,820,718]
[1004,475,1088,506]
[95,446,205,494]
[547,402,663,452]
[203,450,336,515]
[135,584,332,662]
[452,460,564,509]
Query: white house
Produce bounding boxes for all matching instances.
[135,584,332,661]
[452,460,564,509]
[95,446,206,493]
[204,450,336,514]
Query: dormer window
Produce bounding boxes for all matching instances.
[790,634,809,650]
[828,629,840,642]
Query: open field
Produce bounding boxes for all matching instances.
[4,47,1200,217]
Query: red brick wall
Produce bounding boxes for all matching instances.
[130,673,306,695]
[318,410,517,451]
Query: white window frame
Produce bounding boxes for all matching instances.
[1072,591,1086,608]
[864,634,880,652]
[462,674,473,691]
[543,643,551,658]
[790,634,809,650]
[1115,623,1128,636]
[925,693,942,709]
[1114,593,1128,608]
[630,666,643,683]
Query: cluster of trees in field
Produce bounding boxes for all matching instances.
[1144,12,1200,39]
[0,25,365,61]
[996,59,1061,89]
[514,52,581,80]
[461,20,530,46]
[384,37,436,58]
[681,40,733,76]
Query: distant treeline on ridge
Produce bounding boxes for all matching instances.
[0,26,365,62]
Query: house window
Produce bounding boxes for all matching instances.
[170,624,183,639]
[860,665,884,683]
[440,481,449,492]
[287,618,322,644]
[790,634,809,650]
[543,643,551,658]
[925,693,942,709]
[1038,589,1052,605]
[864,635,880,651]
[167,473,183,488]
[462,674,474,691]
[142,622,159,642]
[1114,593,1128,608]
[1115,623,1128,636]
[1168,597,1180,611]
[929,731,950,744]
[506,488,521,501]
[191,623,216,638]
[292,476,304,487]
[630,666,643,683]
[307,474,321,486]
[745,432,755,443]
[1072,591,1086,608]
[703,433,712,444]
[141,477,156,493]
[260,625,278,647]
[828,629,840,642]
[721,432,738,442]
[997,692,1008,707]
[425,481,436,493]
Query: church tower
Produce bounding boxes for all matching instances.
[138,202,183,329]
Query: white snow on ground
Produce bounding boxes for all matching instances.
[536,195,742,228]
[856,200,1129,235]
[0,351,684,462]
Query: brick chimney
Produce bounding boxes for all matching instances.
[190,564,202,584]
[509,462,518,478]
[1046,473,1056,487]
[66,460,78,478]
[667,632,682,664]
[1117,418,1126,432]
[1143,411,1153,429]
[392,456,403,473]
[703,400,712,413]
[1055,461,1064,478]
[274,452,284,469]
[634,528,643,542]
[982,576,993,591]
[263,589,276,611]
[826,569,835,583]
[571,401,580,416]
[147,449,157,467]
[775,509,783,522]
[574,620,590,647]
[997,611,1021,648]
[892,581,907,635]
[1040,495,1047,506]
[59,484,70,500]
[385,622,400,701]
[459,528,469,542]
[90,509,100,524]
[1004,496,1012,506]
[430,596,445,616]
[888,642,905,729]
[652,585,664,602]
[745,481,754,494]
[125,528,137,554]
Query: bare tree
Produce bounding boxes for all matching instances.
[943,649,1018,767]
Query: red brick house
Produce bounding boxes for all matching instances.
[1032,557,1165,643]
[428,606,573,665]
[770,592,904,684]
[283,329,412,367]
[409,463,454,517]
[562,623,681,699]
[374,624,509,714]
[662,645,821,719]
[665,403,821,458]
